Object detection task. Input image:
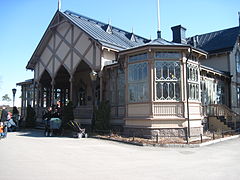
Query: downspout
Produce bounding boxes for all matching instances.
[186,47,192,138]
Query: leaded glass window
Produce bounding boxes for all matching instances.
[109,69,117,105]
[109,69,125,106]
[155,52,181,59]
[237,87,240,107]
[187,63,200,100]
[128,62,149,102]
[236,51,240,73]
[128,53,148,63]
[155,61,181,100]
[117,69,125,105]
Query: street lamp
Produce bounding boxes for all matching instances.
[12,88,17,107]
[90,70,98,131]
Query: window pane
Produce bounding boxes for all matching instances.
[128,62,149,103]
[155,52,181,59]
[163,83,168,99]
[156,82,162,100]
[169,82,174,99]
[175,82,180,100]
[129,53,148,63]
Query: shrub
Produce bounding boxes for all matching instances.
[95,101,110,130]
[25,105,36,128]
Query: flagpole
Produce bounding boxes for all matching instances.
[58,0,61,11]
[157,0,161,38]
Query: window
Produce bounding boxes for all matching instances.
[237,87,240,107]
[117,69,125,105]
[187,64,199,100]
[109,69,126,106]
[128,62,149,102]
[236,51,240,73]
[109,69,117,105]
[216,82,225,104]
[155,61,181,100]
[155,52,181,59]
[128,53,148,63]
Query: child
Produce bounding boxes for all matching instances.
[0,122,5,137]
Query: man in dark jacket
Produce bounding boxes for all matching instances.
[1,107,8,122]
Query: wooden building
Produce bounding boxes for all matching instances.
[17,10,240,136]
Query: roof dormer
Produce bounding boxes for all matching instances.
[126,33,136,42]
[102,24,112,34]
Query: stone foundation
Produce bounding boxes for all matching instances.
[124,127,203,139]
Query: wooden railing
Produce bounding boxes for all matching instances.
[153,102,184,117]
[202,104,240,129]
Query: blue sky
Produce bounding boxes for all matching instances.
[0,0,239,106]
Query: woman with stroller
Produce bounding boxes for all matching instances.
[43,106,53,136]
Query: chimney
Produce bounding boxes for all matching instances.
[171,25,187,44]
[157,30,161,39]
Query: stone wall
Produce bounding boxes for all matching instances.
[123,127,202,139]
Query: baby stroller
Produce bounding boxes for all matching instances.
[68,121,87,138]
[6,119,17,132]
[44,118,62,137]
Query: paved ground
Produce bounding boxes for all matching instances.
[0,130,240,180]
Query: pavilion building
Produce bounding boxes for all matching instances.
[17,10,240,137]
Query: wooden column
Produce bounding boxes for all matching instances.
[51,80,55,106]
[149,50,154,118]
[69,75,73,101]
[99,71,103,102]
[33,81,36,108]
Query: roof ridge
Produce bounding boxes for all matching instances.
[64,10,149,41]
[188,26,239,39]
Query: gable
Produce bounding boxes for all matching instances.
[27,11,102,81]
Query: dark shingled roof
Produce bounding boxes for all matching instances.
[63,10,150,50]
[187,26,240,54]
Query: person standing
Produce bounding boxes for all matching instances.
[1,107,8,122]
[12,106,19,128]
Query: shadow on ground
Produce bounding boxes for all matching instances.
[16,129,72,138]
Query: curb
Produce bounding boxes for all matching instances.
[92,135,240,148]
[92,136,144,146]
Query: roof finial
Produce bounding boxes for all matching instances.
[157,0,161,38]
[108,18,111,25]
[58,0,61,11]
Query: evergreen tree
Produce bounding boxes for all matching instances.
[95,101,110,130]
